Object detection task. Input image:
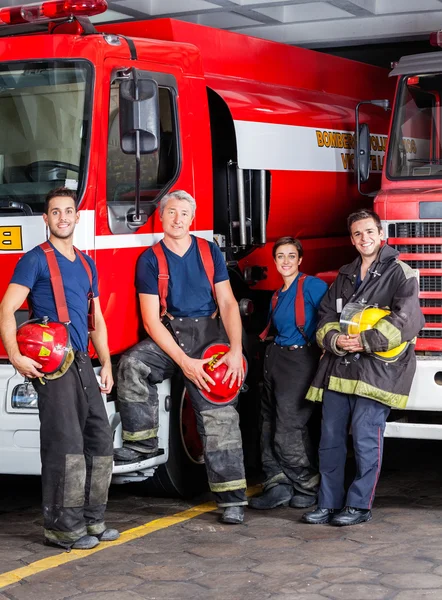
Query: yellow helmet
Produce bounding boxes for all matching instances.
[340,303,408,361]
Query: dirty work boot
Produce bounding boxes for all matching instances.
[289,492,317,509]
[95,528,120,541]
[248,484,293,510]
[220,506,244,524]
[113,442,160,463]
[45,535,100,550]
[72,535,100,549]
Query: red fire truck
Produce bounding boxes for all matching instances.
[356,33,442,442]
[0,0,394,496]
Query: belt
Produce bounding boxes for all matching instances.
[273,342,311,351]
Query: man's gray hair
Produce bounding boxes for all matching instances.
[159,190,197,217]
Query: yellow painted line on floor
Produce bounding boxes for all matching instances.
[0,501,217,590]
[0,485,260,591]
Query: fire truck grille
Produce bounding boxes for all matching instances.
[396,245,442,253]
[407,260,442,269]
[425,315,442,323]
[421,299,442,307]
[395,222,442,237]
[389,221,442,338]
[420,276,442,292]
[420,330,442,338]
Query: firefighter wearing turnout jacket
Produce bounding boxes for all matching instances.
[115,190,247,525]
[303,209,424,527]
[0,188,118,550]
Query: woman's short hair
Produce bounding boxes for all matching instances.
[272,236,304,259]
[159,190,196,217]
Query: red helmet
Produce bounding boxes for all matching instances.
[16,318,74,379]
[200,343,247,405]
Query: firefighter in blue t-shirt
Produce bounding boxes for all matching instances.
[249,236,328,511]
[115,190,247,525]
[0,187,118,550]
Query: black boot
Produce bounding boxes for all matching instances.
[289,492,317,509]
[248,484,293,510]
[331,507,372,527]
[220,506,244,524]
[302,507,336,524]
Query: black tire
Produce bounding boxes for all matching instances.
[141,376,208,498]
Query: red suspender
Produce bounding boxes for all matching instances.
[74,247,96,331]
[295,274,308,343]
[259,290,279,341]
[40,242,70,323]
[39,242,96,331]
[196,236,216,303]
[152,237,216,319]
[152,242,170,318]
[259,273,309,343]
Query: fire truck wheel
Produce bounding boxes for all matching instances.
[142,376,208,499]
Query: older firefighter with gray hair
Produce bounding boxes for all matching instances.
[115,190,248,524]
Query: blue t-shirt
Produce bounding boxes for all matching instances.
[11,242,98,352]
[136,236,229,318]
[272,274,328,346]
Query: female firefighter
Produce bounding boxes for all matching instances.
[249,236,328,510]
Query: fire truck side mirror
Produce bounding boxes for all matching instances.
[357,123,371,184]
[119,72,160,155]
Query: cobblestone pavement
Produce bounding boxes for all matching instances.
[2,439,442,599]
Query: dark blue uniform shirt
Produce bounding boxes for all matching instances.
[11,242,98,352]
[136,235,229,318]
[272,273,328,346]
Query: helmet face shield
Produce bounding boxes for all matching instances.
[339,303,408,361]
[17,319,73,378]
[199,342,247,405]
[340,302,390,335]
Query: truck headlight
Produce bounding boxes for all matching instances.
[11,382,38,409]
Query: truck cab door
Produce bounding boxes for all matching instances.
[95,59,183,354]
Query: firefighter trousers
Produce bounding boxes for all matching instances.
[260,342,320,495]
[318,390,390,510]
[117,316,247,507]
[33,352,113,546]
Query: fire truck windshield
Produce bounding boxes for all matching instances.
[0,60,91,215]
[388,73,442,180]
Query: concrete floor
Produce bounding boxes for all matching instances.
[1,439,442,599]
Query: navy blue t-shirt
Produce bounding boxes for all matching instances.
[272,274,328,346]
[136,236,229,318]
[11,242,98,352]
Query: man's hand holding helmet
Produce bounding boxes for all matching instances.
[179,354,216,392]
[336,334,364,353]
[214,348,244,388]
[10,352,44,379]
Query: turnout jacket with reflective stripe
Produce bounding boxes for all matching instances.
[306,244,425,409]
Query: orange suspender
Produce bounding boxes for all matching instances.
[259,273,309,343]
[39,242,95,331]
[152,237,216,319]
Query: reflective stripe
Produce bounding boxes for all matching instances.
[210,478,247,493]
[122,427,158,442]
[316,321,340,349]
[328,376,408,409]
[86,522,106,536]
[306,386,324,402]
[44,525,87,543]
[373,319,402,351]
